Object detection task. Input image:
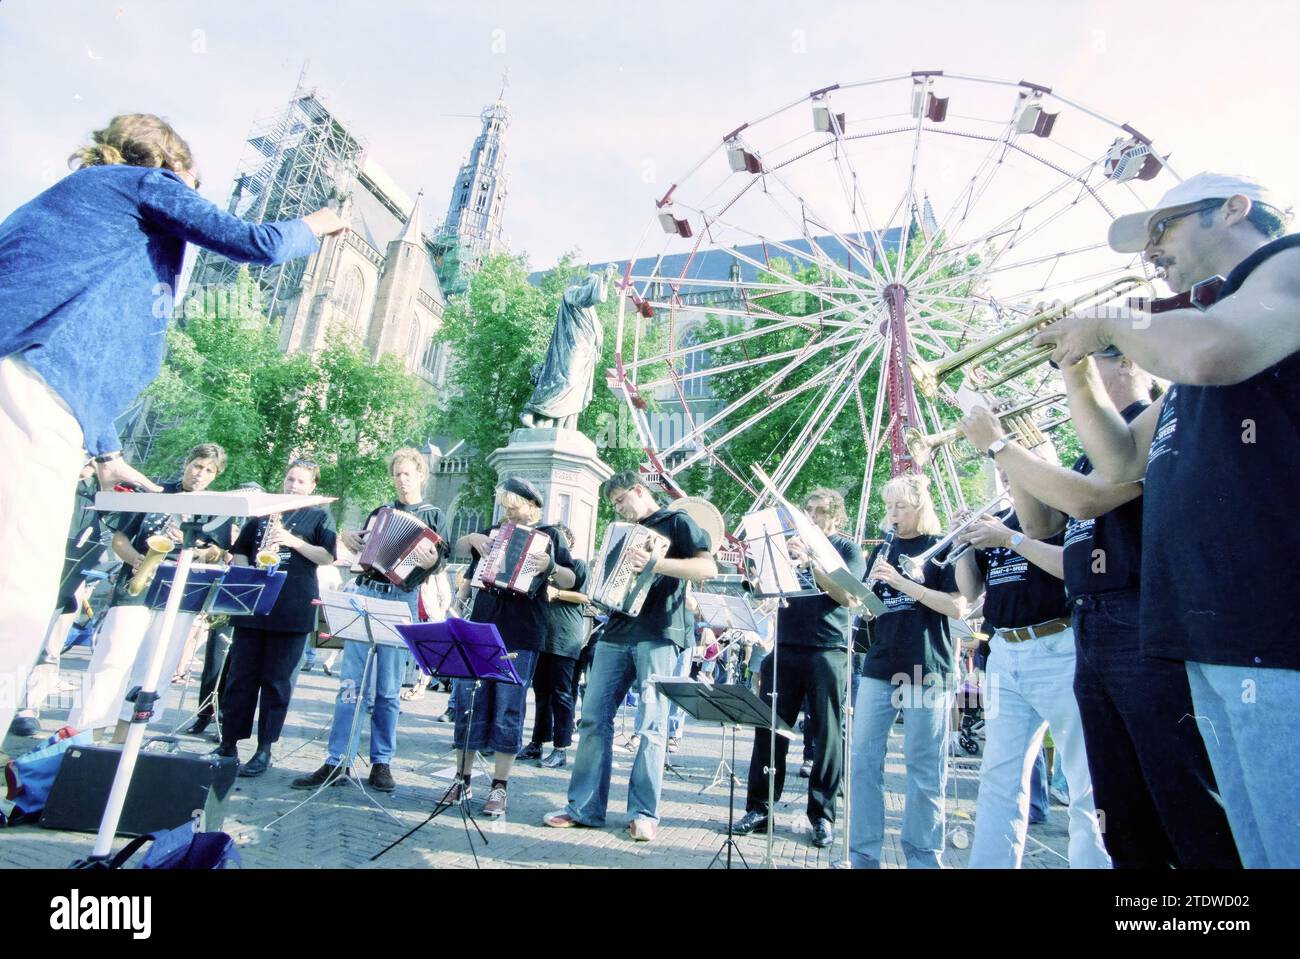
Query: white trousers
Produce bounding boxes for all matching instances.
[0,357,85,735]
[69,606,196,732]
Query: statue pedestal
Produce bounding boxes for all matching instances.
[487,427,612,562]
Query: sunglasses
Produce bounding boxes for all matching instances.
[1148,201,1224,247]
[289,458,319,470]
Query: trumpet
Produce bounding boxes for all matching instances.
[903,394,1069,467]
[899,493,1010,582]
[255,513,283,569]
[127,534,176,596]
[910,275,1155,398]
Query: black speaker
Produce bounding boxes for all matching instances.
[40,745,239,836]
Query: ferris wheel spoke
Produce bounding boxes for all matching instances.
[854,324,893,540]
[658,315,880,463]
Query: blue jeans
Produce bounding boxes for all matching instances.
[970,626,1110,869]
[1028,748,1049,822]
[1185,661,1300,868]
[325,582,419,767]
[849,676,952,869]
[667,644,692,740]
[565,638,679,826]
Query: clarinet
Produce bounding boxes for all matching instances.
[864,527,897,591]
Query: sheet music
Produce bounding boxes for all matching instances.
[317,588,413,646]
[739,509,818,598]
[691,591,761,633]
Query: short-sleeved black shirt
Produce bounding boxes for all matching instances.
[776,533,867,649]
[109,479,236,608]
[354,500,448,592]
[1063,400,1148,598]
[973,513,1068,630]
[468,523,574,652]
[860,533,959,683]
[544,558,590,659]
[229,506,337,633]
[602,508,713,649]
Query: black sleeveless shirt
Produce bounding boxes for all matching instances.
[1140,235,1300,669]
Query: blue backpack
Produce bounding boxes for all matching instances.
[2,726,92,825]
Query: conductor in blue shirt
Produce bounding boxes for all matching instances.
[0,113,346,737]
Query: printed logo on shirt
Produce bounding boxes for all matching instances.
[1064,517,1095,551]
[984,546,1029,589]
[1147,385,1179,465]
[876,583,919,614]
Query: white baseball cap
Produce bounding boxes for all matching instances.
[1107,172,1287,253]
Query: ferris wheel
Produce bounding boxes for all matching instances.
[608,71,1180,542]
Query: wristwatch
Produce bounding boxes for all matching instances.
[93,452,122,464]
[986,438,1011,460]
[1008,531,1025,549]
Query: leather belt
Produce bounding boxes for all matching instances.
[996,616,1070,644]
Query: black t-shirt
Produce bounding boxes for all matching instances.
[860,533,959,683]
[468,523,574,652]
[109,479,236,608]
[229,506,337,633]
[603,508,713,649]
[776,533,866,649]
[355,500,448,592]
[1063,401,1148,597]
[544,558,590,659]
[974,513,1068,630]
[1142,235,1300,669]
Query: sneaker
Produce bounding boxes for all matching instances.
[733,810,771,835]
[540,747,567,769]
[623,735,641,753]
[368,762,396,793]
[435,709,454,724]
[667,737,681,754]
[799,759,813,778]
[517,742,543,761]
[291,763,349,790]
[811,818,834,848]
[543,809,584,828]
[440,777,472,804]
[8,714,40,737]
[628,818,657,842]
[482,785,508,817]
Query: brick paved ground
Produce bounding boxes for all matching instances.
[1,646,1071,869]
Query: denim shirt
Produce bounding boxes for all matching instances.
[0,165,319,454]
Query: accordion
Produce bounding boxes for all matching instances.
[590,522,671,617]
[469,522,552,596]
[354,507,443,587]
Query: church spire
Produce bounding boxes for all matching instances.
[398,188,424,245]
[435,91,510,294]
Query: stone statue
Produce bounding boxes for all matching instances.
[519,265,616,430]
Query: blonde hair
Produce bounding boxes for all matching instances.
[69,114,194,175]
[881,473,942,536]
[497,489,542,525]
[388,447,428,478]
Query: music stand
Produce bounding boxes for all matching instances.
[655,679,796,870]
[261,590,412,831]
[73,489,333,866]
[369,619,521,868]
[153,564,287,737]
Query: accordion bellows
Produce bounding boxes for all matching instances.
[591,522,671,617]
[355,507,442,586]
[470,522,552,595]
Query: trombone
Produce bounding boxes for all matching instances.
[910,275,1155,398]
[903,394,1069,467]
[899,493,1010,582]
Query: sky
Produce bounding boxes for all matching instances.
[3,0,1299,274]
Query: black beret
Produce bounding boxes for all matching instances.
[501,476,544,508]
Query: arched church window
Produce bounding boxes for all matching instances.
[338,267,364,322]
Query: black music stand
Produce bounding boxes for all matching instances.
[655,680,796,870]
[370,619,521,868]
[148,565,287,738]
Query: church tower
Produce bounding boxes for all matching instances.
[367,189,428,359]
[435,95,510,293]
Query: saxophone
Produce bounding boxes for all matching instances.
[127,534,176,596]
[255,514,284,568]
